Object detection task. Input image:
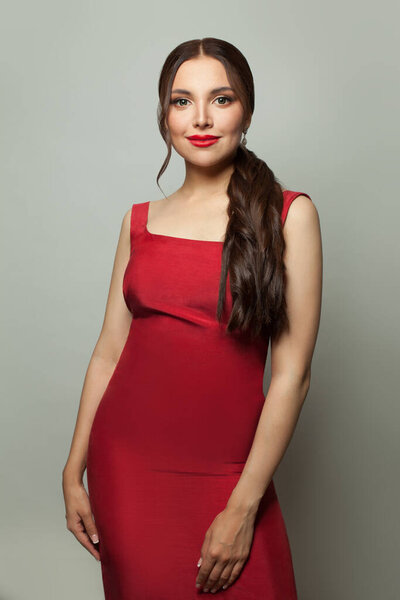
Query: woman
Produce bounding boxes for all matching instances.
[62,37,322,599]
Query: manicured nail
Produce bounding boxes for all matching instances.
[91,534,99,543]
[197,558,202,567]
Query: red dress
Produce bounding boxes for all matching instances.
[87,190,311,599]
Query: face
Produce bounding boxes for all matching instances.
[166,56,249,167]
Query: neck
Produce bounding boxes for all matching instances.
[179,156,235,204]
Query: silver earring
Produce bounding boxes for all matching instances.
[242,130,248,146]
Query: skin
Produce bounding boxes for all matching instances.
[62,55,323,594]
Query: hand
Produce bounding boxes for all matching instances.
[62,474,101,562]
[195,505,256,593]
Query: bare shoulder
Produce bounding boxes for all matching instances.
[149,195,170,209]
[121,206,132,235]
[123,205,132,222]
[283,195,322,271]
[284,194,320,232]
[111,206,133,253]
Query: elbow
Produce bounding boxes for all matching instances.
[298,367,311,398]
[302,374,311,402]
[303,368,312,392]
[272,367,311,400]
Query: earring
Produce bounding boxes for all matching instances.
[242,130,248,146]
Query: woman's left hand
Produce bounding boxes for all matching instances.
[195,504,256,593]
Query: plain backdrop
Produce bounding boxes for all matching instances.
[1,1,399,598]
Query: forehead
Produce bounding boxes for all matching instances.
[172,56,229,90]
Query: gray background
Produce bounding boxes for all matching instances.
[1,1,399,598]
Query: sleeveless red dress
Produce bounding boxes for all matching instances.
[86,190,311,599]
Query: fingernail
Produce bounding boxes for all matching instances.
[197,558,202,567]
[91,534,99,543]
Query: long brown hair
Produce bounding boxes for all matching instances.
[156,37,289,342]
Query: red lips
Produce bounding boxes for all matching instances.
[187,135,220,140]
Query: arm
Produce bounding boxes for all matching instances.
[195,194,323,593]
[62,207,133,484]
[227,194,323,515]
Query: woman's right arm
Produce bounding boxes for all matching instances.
[62,206,132,559]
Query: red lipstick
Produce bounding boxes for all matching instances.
[187,135,221,147]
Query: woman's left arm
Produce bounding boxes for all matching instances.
[195,195,323,593]
[228,194,323,512]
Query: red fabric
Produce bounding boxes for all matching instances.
[86,190,311,599]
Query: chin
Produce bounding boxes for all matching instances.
[187,155,226,168]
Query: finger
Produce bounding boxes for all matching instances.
[201,559,228,593]
[68,517,101,561]
[222,559,245,590]
[195,555,216,590]
[195,532,211,588]
[81,511,100,546]
[209,562,232,593]
[73,527,101,561]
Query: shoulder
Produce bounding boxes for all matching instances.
[121,202,144,237]
[284,193,320,232]
[122,206,132,231]
[122,201,149,225]
[282,194,322,275]
[127,200,150,212]
[282,193,321,260]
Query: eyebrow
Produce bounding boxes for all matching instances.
[170,86,234,96]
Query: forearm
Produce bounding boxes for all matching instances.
[226,374,310,517]
[62,354,118,483]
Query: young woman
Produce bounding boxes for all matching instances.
[62,37,322,599]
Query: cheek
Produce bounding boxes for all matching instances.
[218,109,244,134]
[167,111,188,135]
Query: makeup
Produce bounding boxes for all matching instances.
[187,135,221,147]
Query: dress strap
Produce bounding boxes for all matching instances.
[281,190,312,226]
[129,201,149,251]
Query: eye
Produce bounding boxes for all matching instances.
[170,95,234,107]
[214,96,233,105]
[171,98,190,107]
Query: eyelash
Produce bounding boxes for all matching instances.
[171,96,234,107]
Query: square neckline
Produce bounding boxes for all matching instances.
[144,200,225,244]
[143,190,292,245]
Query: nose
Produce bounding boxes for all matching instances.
[193,100,213,129]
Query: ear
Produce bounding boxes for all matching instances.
[243,117,251,132]
[162,111,169,132]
